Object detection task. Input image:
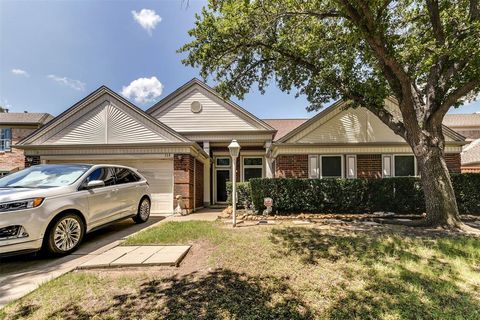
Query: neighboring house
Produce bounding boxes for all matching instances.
[443,113,480,172]
[15,79,467,213]
[0,112,53,176]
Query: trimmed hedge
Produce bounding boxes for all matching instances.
[226,181,253,209]
[247,174,480,215]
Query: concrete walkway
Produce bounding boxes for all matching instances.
[78,245,191,269]
[0,217,165,307]
[0,208,223,307]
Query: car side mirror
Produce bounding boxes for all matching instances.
[86,180,105,189]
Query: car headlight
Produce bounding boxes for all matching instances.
[0,197,44,212]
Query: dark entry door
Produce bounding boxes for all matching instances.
[216,169,230,202]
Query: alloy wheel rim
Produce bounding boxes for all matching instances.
[140,200,150,220]
[54,217,81,251]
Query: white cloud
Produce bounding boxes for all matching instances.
[47,75,85,91]
[132,9,161,34]
[11,68,29,77]
[121,76,163,104]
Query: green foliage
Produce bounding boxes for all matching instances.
[181,0,480,111]
[249,175,480,215]
[226,181,253,209]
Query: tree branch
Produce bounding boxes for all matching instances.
[470,0,480,21]
[431,79,480,122]
[426,0,446,45]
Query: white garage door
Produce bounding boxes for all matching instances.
[46,159,173,213]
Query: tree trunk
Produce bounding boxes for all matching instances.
[415,145,463,228]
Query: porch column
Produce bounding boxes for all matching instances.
[264,140,274,178]
[203,141,211,206]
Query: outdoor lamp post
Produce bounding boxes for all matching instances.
[228,139,241,227]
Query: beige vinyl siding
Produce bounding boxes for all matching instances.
[152,89,260,132]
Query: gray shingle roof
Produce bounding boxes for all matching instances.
[0,113,54,125]
[462,138,480,165]
[443,113,480,128]
[262,119,307,140]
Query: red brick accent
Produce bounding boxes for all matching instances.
[275,155,308,178]
[195,159,204,208]
[174,154,204,211]
[357,154,382,179]
[0,128,36,172]
[444,153,461,174]
[174,154,194,211]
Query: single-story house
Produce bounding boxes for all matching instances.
[443,113,480,173]
[15,79,467,213]
[0,112,53,176]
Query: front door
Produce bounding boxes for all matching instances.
[216,169,230,203]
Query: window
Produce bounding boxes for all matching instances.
[0,128,12,152]
[216,158,230,167]
[0,164,91,188]
[84,167,116,187]
[115,168,141,184]
[308,155,319,178]
[243,157,263,181]
[321,156,342,178]
[346,155,356,179]
[394,155,416,177]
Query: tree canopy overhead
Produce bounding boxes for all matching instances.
[182,0,479,138]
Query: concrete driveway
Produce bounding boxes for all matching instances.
[0,216,164,307]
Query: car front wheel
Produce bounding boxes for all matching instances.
[133,198,150,224]
[45,214,85,255]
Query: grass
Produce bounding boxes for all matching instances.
[2,221,480,320]
[123,221,225,245]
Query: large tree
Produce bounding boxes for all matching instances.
[181,0,480,229]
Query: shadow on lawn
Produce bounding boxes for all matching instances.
[37,269,313,320]
[270,226,480,319]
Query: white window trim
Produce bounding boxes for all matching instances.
[241,156,264,181]
[346,154,357,179]
[215,156,231,168]
[309,154,345,179]
[393,154,418,177]
[308,155,319,179]
[383,154,418,177]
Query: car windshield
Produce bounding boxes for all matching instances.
[0,164,91,188]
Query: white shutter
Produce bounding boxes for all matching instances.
[308,155,319,178]
[382,155,392,177]
[346,155,357,179]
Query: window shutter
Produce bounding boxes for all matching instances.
[308,155,319,178]
[346,155,356,179]
[382,155,392,177]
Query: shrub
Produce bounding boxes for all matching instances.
[249,174,480,215]
[226,181,253,209]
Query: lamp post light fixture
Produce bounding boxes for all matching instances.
[228,139,241,227]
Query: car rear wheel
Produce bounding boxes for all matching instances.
[133,198,150,224]
[45,214,85,255]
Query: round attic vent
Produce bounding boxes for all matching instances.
[191,101,202,113]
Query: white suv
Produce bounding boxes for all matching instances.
[0,164,151,256]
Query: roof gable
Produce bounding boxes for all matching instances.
[147,79,276,133]
[18,86,189,146]
[279,99,465,144]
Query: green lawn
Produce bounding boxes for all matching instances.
[2,221,480,320]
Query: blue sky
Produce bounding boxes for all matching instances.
[1,0,479,119]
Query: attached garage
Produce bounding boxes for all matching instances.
[46,158,174,213]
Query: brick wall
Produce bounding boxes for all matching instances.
[195,159,204,208]
[357,154,382,179]
[0,128,36,172]
[275,155,308,178]
[174,154,204,211]
[445,153,461,174]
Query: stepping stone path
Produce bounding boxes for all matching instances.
[78,245,191,269]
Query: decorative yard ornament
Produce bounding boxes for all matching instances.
[263,197,273,215]
[175,195,187,216]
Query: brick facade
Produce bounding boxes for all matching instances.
[275,155,308,178]
[357,154,382,178]
[444,153,461,174]
[195,159,204,208]
[173,154,204,211]
[0,128,36,172]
